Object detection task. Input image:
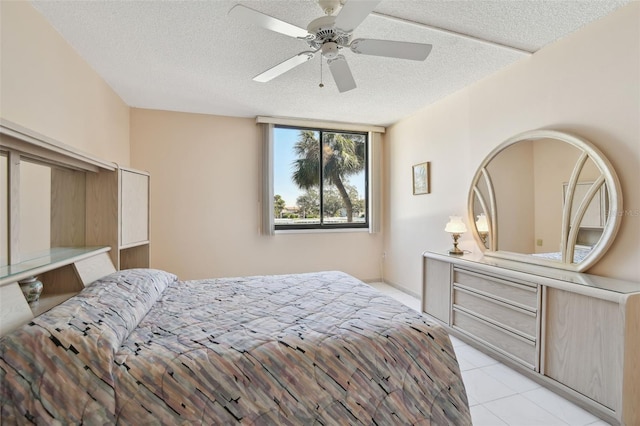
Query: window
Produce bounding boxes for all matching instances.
[273,126,368,230]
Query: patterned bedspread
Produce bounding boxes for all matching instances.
[532,246,592,263]
[1,269,470,425]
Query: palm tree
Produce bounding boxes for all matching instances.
[273,194,286,218]
[291,130,365,222]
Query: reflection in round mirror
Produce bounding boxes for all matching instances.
[468,130,622,272]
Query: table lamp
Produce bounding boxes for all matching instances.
[445,216,467,255]
[475,213,489,245]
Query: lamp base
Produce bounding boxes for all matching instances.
[449,246,464,255]
[448,233,464,255]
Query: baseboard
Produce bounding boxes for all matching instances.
[378,279,421,300]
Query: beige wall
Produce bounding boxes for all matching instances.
[0,1,129,165]
[384,2,640,293]
[487,141,535,254]
[130,109,384,281]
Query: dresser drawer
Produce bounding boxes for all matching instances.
[453,288,537,339]
[454,268,537,309]
[453,309,536,368]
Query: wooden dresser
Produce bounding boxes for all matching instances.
[423,251,640,426]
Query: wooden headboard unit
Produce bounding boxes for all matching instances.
[0,119,149,335]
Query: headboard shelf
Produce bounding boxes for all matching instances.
[0,247,115,336]
[0,246,110,286]
[0,119,115,172]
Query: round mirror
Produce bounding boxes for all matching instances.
[468,130,622,272]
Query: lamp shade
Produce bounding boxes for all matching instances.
[445,216,467,233]
[475,213,489,233]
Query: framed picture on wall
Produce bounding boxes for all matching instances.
[412,162,431,195]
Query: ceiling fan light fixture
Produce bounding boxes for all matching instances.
[321,41,339,59]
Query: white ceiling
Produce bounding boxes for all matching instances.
[30,0,630,127]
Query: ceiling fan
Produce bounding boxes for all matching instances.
[228,0,432,93]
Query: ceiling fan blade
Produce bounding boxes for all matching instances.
[253,52,315,82]
[327,55,356,93]
[334,0,382,32]
[350,38,432,61]
[228,4,308,39]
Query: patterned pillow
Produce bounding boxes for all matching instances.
[81,268,178,343]
[0,268,177,424]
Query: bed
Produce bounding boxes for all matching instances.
[1,269,470,424]
[531,245,592,263]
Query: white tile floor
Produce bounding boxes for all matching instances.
[368,282,611,426]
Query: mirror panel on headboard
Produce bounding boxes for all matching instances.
[19,159,52,260]
[468,129,622,272]
[0,152,7,267]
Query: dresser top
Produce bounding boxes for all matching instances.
[424,251,640,295]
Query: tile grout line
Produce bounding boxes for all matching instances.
[478,394,572,426]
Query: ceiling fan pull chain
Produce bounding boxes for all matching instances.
[319,58,324,88]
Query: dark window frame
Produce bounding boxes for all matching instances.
[274,125,369,231]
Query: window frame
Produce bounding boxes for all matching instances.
[272,124,370,231]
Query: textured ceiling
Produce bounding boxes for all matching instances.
[30,0,630,126]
